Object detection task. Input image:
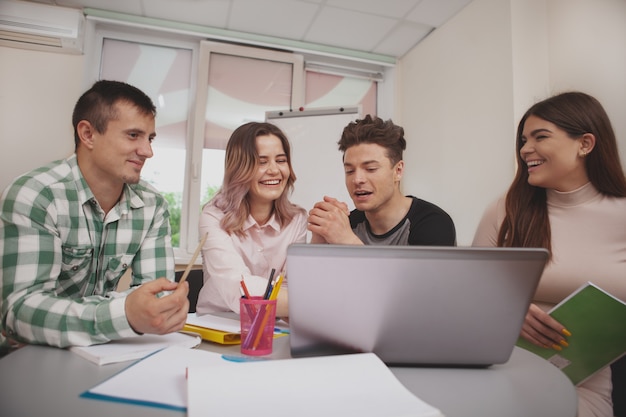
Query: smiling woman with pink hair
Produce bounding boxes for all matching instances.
[196,122,307,318]
[473,91,626,417]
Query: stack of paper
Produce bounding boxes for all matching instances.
[69,332,201,365]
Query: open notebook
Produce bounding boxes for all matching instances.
[287,244,548,367]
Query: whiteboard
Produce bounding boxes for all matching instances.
[266,107,360,214]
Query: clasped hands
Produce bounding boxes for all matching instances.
[307,196,363,245]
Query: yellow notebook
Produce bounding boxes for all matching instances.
[184,313,289,345]
[183,323,241,345]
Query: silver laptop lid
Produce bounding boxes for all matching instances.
[287,244,548,366]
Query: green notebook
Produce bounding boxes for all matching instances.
[516,282,626,386]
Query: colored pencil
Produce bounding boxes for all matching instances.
[178,232,208,284]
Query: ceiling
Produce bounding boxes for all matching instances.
[24,0,473,59]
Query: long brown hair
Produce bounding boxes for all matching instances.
[498,92,626,254]
[209,122,301,236]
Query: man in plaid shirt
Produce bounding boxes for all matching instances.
[0,80,189,354]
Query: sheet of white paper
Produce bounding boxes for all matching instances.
[70,332,201,365]
[84,346,227,410]
[186,312,242,333]
[187,352,444,417]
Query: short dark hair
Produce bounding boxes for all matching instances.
[338,114,406,165]
[72,80,156,149]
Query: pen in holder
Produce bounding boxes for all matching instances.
[240,297,277,356]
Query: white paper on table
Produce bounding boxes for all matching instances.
[187,352,444,417]
[82,346,227,410]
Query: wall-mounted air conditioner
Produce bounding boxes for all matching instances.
[0,0,85,54]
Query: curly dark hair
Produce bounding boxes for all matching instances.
[338,114,406,165]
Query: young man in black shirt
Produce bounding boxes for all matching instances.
[307,115,456,246]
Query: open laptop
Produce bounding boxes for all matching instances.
[286,244,548,367]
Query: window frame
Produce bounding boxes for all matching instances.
[185,41,304,261]
[90,26,203,262]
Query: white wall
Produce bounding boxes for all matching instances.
[0,46,84,193]
[547,0,626,166]
[398,0,626,245]
[510,0,551,122]
[398,0,517,246]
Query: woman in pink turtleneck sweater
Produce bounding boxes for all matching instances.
[473,92,626,417]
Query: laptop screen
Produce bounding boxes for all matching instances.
[286,244,548,366]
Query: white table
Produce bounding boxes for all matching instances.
[0,337,577,417]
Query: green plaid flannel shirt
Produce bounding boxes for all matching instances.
[0,154,174,348]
